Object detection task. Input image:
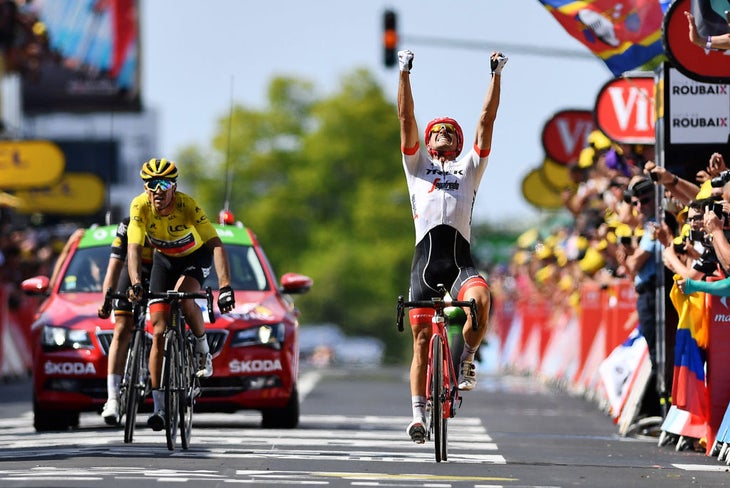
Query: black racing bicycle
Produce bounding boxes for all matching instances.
[101,287,151,443]
[146,288,214,451]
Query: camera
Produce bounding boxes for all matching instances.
[649,171,659,182]
[689,229,705,243]
[619,235,633,246]
[711,170,730,188]
[673,239,686,254]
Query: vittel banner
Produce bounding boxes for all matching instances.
[669,68,730,145]
[594,74,656,144]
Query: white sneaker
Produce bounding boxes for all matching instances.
[406,418,426,444]
[196,352,213,378]
[458,360,477,391]
[101,398,119,425]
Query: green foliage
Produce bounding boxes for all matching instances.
[180,68,414,363]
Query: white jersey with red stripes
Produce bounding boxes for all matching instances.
[402,145,489,244]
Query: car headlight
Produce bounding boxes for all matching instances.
[41,325,92,350]
[230,323,285,349]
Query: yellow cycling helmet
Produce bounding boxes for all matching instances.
[140,158,178,181]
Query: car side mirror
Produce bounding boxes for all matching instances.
[279,273,312,295]
[21,275,50,295]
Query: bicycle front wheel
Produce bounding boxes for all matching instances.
[431,334,445,463]
[163,328,181,451]
[123,329,145,443]
[179,332,196,450]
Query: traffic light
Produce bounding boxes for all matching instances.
[383,10,398,68]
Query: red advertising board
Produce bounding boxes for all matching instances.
[594,74,656,144]
[541,110,596,166]
[663,0,730,84]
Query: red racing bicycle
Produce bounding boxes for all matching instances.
[396,284,478,462]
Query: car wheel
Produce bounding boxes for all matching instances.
[261,385,299,429]
[33,394,80,432]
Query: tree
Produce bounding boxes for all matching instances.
[181,69,414,362]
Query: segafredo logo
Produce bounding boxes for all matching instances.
[44,361,96,375]
[229,358,283,373]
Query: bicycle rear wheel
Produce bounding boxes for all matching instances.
[431,334,445,463]
[163,328,181,451]
[179,332,196,450]
[123,329,145,443]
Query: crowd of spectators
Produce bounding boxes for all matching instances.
[501,128,728,450]
[0,212,77,309]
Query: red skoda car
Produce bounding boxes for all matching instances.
[22,221,312,431]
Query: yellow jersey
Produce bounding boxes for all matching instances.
[128,191,218,257]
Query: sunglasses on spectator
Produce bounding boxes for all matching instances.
[144,179,175,192]
[687,215,704,222]
[631,196,652,206]
[430,123,457,134]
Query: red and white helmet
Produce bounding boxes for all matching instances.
[424,117,464,158]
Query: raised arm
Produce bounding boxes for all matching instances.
[475,52,507,156]
[397,50,419,153]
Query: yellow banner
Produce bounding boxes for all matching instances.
[0,141,65,189]
[14,173,105,215]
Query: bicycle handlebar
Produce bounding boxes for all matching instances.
[396,295,478,333]
[146,287,216,323]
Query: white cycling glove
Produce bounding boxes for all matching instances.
[398,50,414,73]
[491,53,508,75]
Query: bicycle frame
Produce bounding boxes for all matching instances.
[147,288,214,451]
[396,285,478,462]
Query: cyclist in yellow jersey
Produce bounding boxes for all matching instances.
[126,158,236,432]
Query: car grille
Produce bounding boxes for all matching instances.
[96,331,153,355]
[96,331,113,355]
[96,330,225,356]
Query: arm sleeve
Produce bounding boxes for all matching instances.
[684,277,730,296]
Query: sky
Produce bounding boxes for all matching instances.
[140,1,615,224]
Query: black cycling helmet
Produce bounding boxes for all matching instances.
[140,158,178,181]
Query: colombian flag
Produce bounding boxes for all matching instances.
[669,276,709,420]
[537,0,666,76]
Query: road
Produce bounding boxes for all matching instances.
[0,366,728,487]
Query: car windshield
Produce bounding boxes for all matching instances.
[59,243,268,293]
[202,244,269,291]
[59,246,109,293]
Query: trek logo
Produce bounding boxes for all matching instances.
[229,358,283,373]
[425,168,463,176]
[672,117,728,128]
[428,178,460,193]
[44,361,96,375]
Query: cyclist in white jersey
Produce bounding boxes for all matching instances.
[397,48,507,443]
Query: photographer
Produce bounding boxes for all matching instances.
[614,177,662,417]
[701,181,730,276]
[663,200,721,281]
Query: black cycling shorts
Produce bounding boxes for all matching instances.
[113,260,151,313]
[148,246,212,304]
[409,224,486,301]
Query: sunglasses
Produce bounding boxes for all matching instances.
[687,215,704,222]
[631,196,652,206]
[144,179,175,192]
[430,123,457,134]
